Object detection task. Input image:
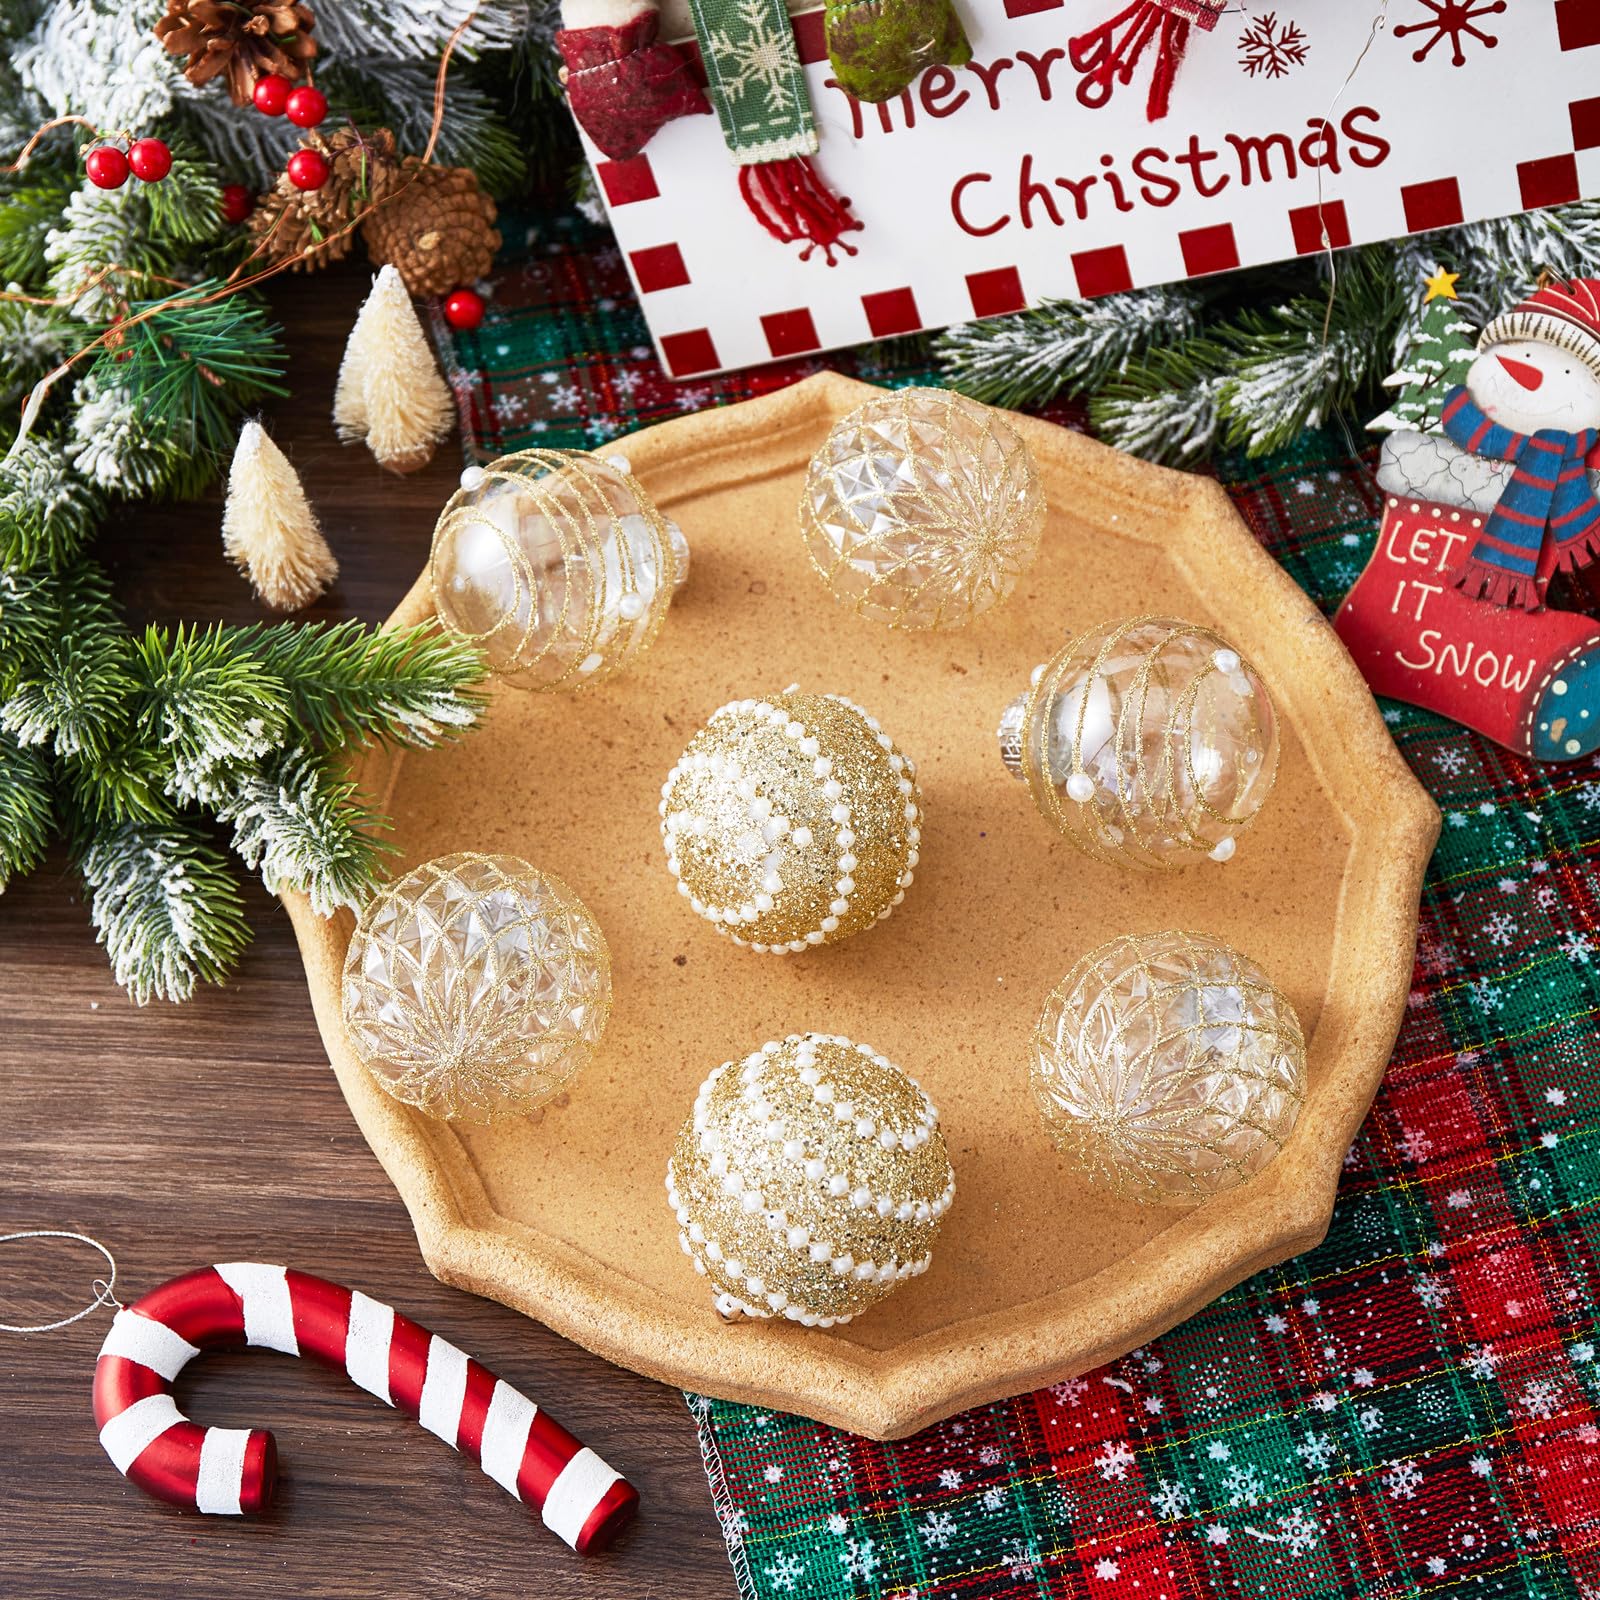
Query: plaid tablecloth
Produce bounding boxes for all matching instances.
[441,214,1600,1600]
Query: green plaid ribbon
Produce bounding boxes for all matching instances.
[686,0,819,163]
[440,212,1600,1600]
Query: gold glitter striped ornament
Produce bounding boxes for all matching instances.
[1031,930,1306,1205]
[341,852,612,1122]
[998,615,1279,869]
[430,448,688,691]
[660,690,923,953]
[666,1034,955,1326]
[800,387,1046,631]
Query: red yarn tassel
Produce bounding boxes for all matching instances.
[738,158,863,266]
[1069,0,1222,122]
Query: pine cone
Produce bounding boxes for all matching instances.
[248,128,399,273]
[155,0,316,106]
[361,159,500,298]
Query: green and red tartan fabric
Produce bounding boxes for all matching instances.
[439,214,1600,1600]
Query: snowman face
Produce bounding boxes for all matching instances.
[1465,339,1600,435]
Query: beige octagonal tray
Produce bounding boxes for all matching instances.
[286,372,1439,1441]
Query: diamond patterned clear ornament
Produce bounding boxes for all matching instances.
[1031,931,1306,1205]
[800,387,1046,630]
[666,1033,955,1327]
[999,616,1279,869]
[431,449,688,691]
[341,852,612,1122]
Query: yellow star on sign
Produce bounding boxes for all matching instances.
[1423,268,1460,302]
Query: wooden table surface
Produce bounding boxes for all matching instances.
[0,265,737,1600]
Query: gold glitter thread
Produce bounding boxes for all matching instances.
[1009,615,1279,871]
[429,448,683,691]
[800,387,1047,631]
[341,851,612,1122]
[660,691,923,953]
[666,1034,955,1326]
[1030,930,1307,1205]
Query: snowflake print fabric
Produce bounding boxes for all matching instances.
[437,221,1600,1600]
[688,0,818,163]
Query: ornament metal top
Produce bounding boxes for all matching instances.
[999,616,1279,869]
[430,449,689,691]
[1031,930,1307,1206]
[800,387,1047,630]
[666,1033,955,1327]
[341,852,612,1122]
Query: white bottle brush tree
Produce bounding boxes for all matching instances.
[335,264,455,474]
[223,421,339,610]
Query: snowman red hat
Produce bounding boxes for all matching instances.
[1477,277,1600,383]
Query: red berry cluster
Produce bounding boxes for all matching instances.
[250,73,331,191]
[85,137,172,190]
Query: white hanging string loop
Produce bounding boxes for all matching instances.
[0,1230,122,1332]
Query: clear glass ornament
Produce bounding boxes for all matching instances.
[666,1033,955,1327]
[1031,931,1306,1205]
[341,852,612,1122]
[800,387,1046,630]
[431,449,689,691]
[999,616,1278,868]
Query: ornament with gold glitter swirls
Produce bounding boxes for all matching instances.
[1031,930,1307,1205]
[667,1033,955,1326]
[998,615,1279,869]
[800,387,1046,630]
[341,852,612,1122]
[430,449,688,691]
[660,690,923,952]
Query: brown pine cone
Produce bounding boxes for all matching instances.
[247,128,399,273]
[155,0,316,106]
[360,159,500,298]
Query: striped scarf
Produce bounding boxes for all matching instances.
[1441,385,1600,610]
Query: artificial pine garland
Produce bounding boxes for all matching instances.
[939,205,1600,463]
[0,27,490,1003]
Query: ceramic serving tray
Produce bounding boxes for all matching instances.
[286,372,1438,1440]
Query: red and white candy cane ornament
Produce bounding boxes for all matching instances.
[92,1263,638,1554]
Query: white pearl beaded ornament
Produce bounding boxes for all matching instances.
[667,1034,955,1327]
[659,689,923,952]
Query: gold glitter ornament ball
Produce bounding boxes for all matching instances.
[430,448,688,691]
[660,690,923,953]
[1031,931,1307,1205]
[666,1034,955,1326]
[998,616,1279,869]
[800,387,1046,630]
[341,852,612,1122]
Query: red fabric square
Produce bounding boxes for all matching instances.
[1572,94,1600,148]
[1556,0,1600,49]
[1179,223,1240,276]
[1289,199,1351,255]
[761,308,821,358]
[791,9,827,63]
[1402,177,1464,232]
[1518,153,1581,210]
[629,242,690,294]
[1004,0,1064,13]
[1071,245,1132,298]
[597,156,658,207]
[966,266,1026,318]
[861,288,922,338]
[660,328,719,377]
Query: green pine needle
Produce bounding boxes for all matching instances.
[0,170,77,284]
[0,435,104,572]
[221,744,393,916]
[231,620,488,750]
[0,727,54,889]
[78,817,252,1005]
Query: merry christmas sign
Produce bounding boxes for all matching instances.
[577,0,1600,377]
